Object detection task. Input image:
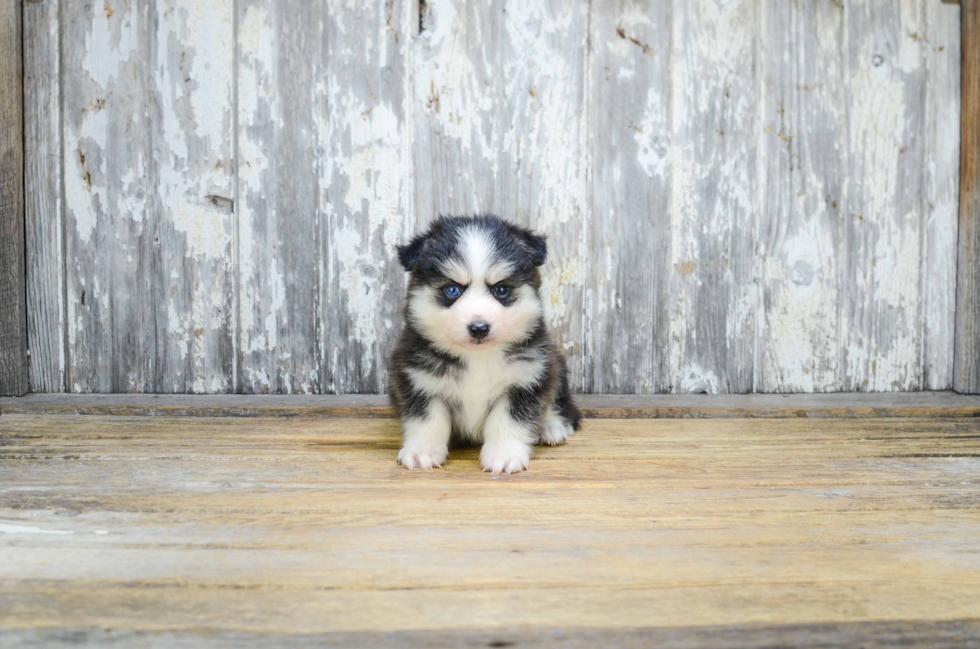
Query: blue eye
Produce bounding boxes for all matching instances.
[493,284,510,299]
[444,284,461,298]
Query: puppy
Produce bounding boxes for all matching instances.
[390,215,581,474]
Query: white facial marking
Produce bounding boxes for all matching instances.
[462,227,493,280]
[486,260,516,285]
[438,228,516,285]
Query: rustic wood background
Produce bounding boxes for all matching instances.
[1,0,28,397]
[23,0,963,395]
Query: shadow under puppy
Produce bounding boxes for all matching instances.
[390,215,581,474]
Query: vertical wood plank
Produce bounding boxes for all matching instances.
[0,0,28,396]
[23,0,63,393]
[62,0,150,392]
[841,0,927,392]
[955,0,980,393]
[923,0,961,390]
[63,0,235,393]
[758,0,845,392]
[413,0,497,219]
[494,0,590,389]
[237,1,322,394]
[151,1,236,393]
[414,0,590,388]
[587,0,671,393]
[669,0,758,393]
[319,0,415,394]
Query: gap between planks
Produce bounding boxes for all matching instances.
[1,391,980,419]
[4,620,980,649]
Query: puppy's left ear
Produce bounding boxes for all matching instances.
[396,233,428,271]
[520,230,547,267]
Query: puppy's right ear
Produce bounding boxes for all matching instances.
[397,234,428,272]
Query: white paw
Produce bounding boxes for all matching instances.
[398,445,448,470]
[480,441,532,475]
[539,417,574,446]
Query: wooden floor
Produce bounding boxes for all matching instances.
[2,402,980,646]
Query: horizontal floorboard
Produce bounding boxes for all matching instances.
[1,413,979,646]
[2,392,980,419]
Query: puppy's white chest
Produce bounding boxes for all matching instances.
[407,349,543,438]
[451,352,515,436]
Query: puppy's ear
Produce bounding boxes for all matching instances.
[397,234,428,272]
[520,230,547,267]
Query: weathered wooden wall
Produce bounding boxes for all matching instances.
[1,0,28,397]
[956,0,980,393]
[22,0,963,394]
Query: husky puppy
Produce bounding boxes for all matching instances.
[390,215,581,474]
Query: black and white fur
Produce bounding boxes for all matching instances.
[390,215,581,474]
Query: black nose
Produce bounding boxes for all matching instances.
[468,322,490,340]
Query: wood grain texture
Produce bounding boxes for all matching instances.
[586,0,671,393]
[237,0,322,394]
[669,0,758,393]
[61,0,150,393]
[923,0,961,390]
[0,0,28,397]
[842,0,929,391]
[758,0,844,392]
[1,414,979,638]
[23,0,64,393]
[61,0,236,393]
[151,1,237,394]
[318,0,414,394]
[238,0,413,395]
[4,391,980,419]
[414,0,591,388]
[956,0,980,393]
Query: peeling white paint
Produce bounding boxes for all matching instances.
[843,0,928,392]
[921,0,961,390]
[415,0,495,162]
[82,5,138,91]
[237,1,285,387]
[763,224,840,392]
[756,0,848,393]
[634,87,669,180]
[149,0,236,393]
[45,0,962,395]
[475,0,591,383]
[313,0,414,393]
[669,0,757,392]
[157,2,234,261]
[263,254,285,353]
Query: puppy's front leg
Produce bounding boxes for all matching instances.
[480,389,539,474]
[398,397,451,470]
